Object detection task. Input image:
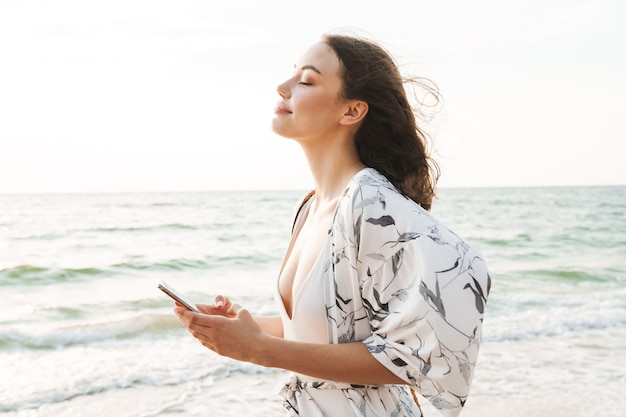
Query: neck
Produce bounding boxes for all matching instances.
[298,134,366,203]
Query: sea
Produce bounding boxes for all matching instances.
[1,186,625,417]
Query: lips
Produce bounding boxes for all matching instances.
[275,103,292,114]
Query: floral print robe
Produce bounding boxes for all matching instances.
[281,168,491,417]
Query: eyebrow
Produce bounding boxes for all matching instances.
[295,64,322,75]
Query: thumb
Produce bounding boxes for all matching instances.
[231,303,252,319]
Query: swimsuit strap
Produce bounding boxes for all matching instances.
[291,190,316,234]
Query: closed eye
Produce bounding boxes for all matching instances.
[298,81,312,86]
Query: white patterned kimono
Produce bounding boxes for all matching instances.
[281,168,491,417]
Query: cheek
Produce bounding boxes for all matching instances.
[298,93,339,116]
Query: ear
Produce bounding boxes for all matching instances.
[339,100,368,126]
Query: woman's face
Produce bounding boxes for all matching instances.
[272,40,346,142]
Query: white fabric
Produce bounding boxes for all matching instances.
[277,243,329,345]
[279,168,491,417]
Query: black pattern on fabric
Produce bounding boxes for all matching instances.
[281,168,491,417]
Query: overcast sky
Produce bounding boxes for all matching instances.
[1,0,624,193]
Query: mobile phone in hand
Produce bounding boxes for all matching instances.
[156,279,200,313]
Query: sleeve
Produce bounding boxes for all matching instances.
[359,218,490,417]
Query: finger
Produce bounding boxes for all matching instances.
[178,308,222,332]
[214,295,231,309]
[230,303,252,320]
[196,304,231,316]
[175,301,197,313]
[196,304,213,314]
[215,295,225,308]
[230,303,243,313]
[174,307,194,330]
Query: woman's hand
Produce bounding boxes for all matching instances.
[174,296,404,384]
[174,296,268,364]
[175,295,235,318]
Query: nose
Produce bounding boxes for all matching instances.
[276,80,290,99]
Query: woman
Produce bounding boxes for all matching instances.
[175,34,491,417]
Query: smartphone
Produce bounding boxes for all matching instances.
[156,279,201,313]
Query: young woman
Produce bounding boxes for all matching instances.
[175,34,491,417]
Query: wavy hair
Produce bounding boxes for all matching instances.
[323,34,440,211]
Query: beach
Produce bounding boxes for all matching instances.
[2,186,625,416]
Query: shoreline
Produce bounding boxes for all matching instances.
[5,327,626,417]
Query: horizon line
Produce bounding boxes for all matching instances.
[1,183,625,196]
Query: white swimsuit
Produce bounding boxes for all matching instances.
[275,197,354,416]
[277,242,328,345]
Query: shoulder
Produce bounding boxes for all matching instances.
[346,168,402,203]
[336,168,484,269]
[342,168,411,210]
[339,168,434,232]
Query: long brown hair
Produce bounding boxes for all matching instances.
[323,34,440,211]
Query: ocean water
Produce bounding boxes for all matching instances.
[1,186,625,417]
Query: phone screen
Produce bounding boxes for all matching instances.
[156,279,200,313]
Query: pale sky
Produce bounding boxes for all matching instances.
[1,0,624,193]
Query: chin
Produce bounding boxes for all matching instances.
[271,121,292,139]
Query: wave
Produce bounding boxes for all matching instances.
[0,312,181,351]
[1,352,279,413]
[484,314,626,343]
[519,268,618,283]
[0,253,277,286]
[111,258,213,272]
[89,223,200,233]
[0,264,111,286]
[150,202,177,207]
[112,254,275,272]
[3,381,118,413]
[11,232,66,241]
[8,222,234,241]
[474,232,534,247]
[1,372,193,413]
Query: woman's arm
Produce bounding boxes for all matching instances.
[175,303,404,385]
[254,315,283,338]
[260,335,405,385]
